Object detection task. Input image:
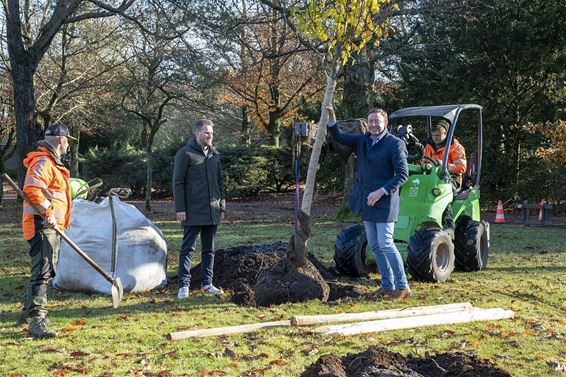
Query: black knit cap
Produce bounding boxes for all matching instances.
[45,123,77,141]
[434,119,450,132]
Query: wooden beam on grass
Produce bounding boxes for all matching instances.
[290,302,473,326]
[313,308,515,336]
[167,320,290,341]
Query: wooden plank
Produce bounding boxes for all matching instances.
[291,302,473,326]
[168,320,290,341]
[314,308,514,336]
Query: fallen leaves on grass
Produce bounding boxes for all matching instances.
[494,354,513,360]
[440,329,456,338]
[40,345,65,353]
[197,370,226,376]
[240,366,268,376]
[50,369,70,376]
[223,348,237,358]
[269,359,288,366]
[6,372,26,377]
[70,351,90,357]
[301,342,320,356]
[161,350,178,359]
[218,335,239,347]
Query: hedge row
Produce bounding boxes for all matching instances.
[79,143,344,199]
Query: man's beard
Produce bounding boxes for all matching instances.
[61,146,71,166]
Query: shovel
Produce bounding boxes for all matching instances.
[3,173,124,308]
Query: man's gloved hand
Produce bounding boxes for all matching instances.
[43,213,58,228]
[448,163,455,173]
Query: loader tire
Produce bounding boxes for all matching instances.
[455,220,489,271]
[333,224,375,277]
[407,227,455,282]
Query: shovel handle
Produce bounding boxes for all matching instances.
[2,173,117,285]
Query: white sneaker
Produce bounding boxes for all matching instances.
[178,286,189,299]
[201,284,223,295]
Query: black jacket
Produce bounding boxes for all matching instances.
[172,139,225,226]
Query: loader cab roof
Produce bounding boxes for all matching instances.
[388,104,484,191]
[389,104,482,125]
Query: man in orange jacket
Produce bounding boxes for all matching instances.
[17,124,75,338]
[423,120,467,189]
[423,120,467,232]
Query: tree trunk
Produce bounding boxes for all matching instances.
[241,105,251,145]
[0,158,4,204]
[11,61,40,183]
[342,47,372,119]
[301,62,340,216]
[145,144,153,212]
[70,128,80,177]
[268,110,281,147]
[337,154,356,218]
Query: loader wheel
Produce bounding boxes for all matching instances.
[407,228,455,282]
[454,220,489,271]
[333,224,375,277]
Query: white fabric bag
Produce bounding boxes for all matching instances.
[53,196,167,294]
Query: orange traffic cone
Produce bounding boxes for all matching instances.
[495,199,505,223]
[538,198,545,222]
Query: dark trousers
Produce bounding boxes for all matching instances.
[25,221,60,318]
[178,225,217,288]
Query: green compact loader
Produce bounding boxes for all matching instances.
[334,104,489,282]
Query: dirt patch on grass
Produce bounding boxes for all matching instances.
[302,346,511,377]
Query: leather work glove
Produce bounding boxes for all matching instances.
[448,163,455,173]
[43,213,58,229]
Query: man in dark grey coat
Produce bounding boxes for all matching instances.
[172,119,226,299]
[327,106,411,299]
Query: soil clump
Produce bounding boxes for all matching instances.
[301,346,511,377]
[189,243,366,306]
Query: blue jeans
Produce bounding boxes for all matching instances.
[363,221,409,291]
[178,225,217,288]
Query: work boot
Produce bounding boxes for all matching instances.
[201,284,224,295]
[15,308,30,327]
[392,288,412,300]
[15,308,50,327]
[28,317,58,339]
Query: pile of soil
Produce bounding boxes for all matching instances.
[189,243,287,306]
[189,243,368,306]
[302,346,511,377]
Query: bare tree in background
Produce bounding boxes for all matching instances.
[118,8,187,211]
[1,0,141,181]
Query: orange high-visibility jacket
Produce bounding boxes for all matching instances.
[22,145,72,240]
[423,138,467,183]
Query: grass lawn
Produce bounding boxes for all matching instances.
[0,198,565,377]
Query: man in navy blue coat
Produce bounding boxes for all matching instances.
[327,106,411,299]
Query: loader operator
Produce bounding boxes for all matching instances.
[423,120,467,190]
[16,124,75,339]
[423,120,467,231]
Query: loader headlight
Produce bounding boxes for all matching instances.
[432,188,441,196]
